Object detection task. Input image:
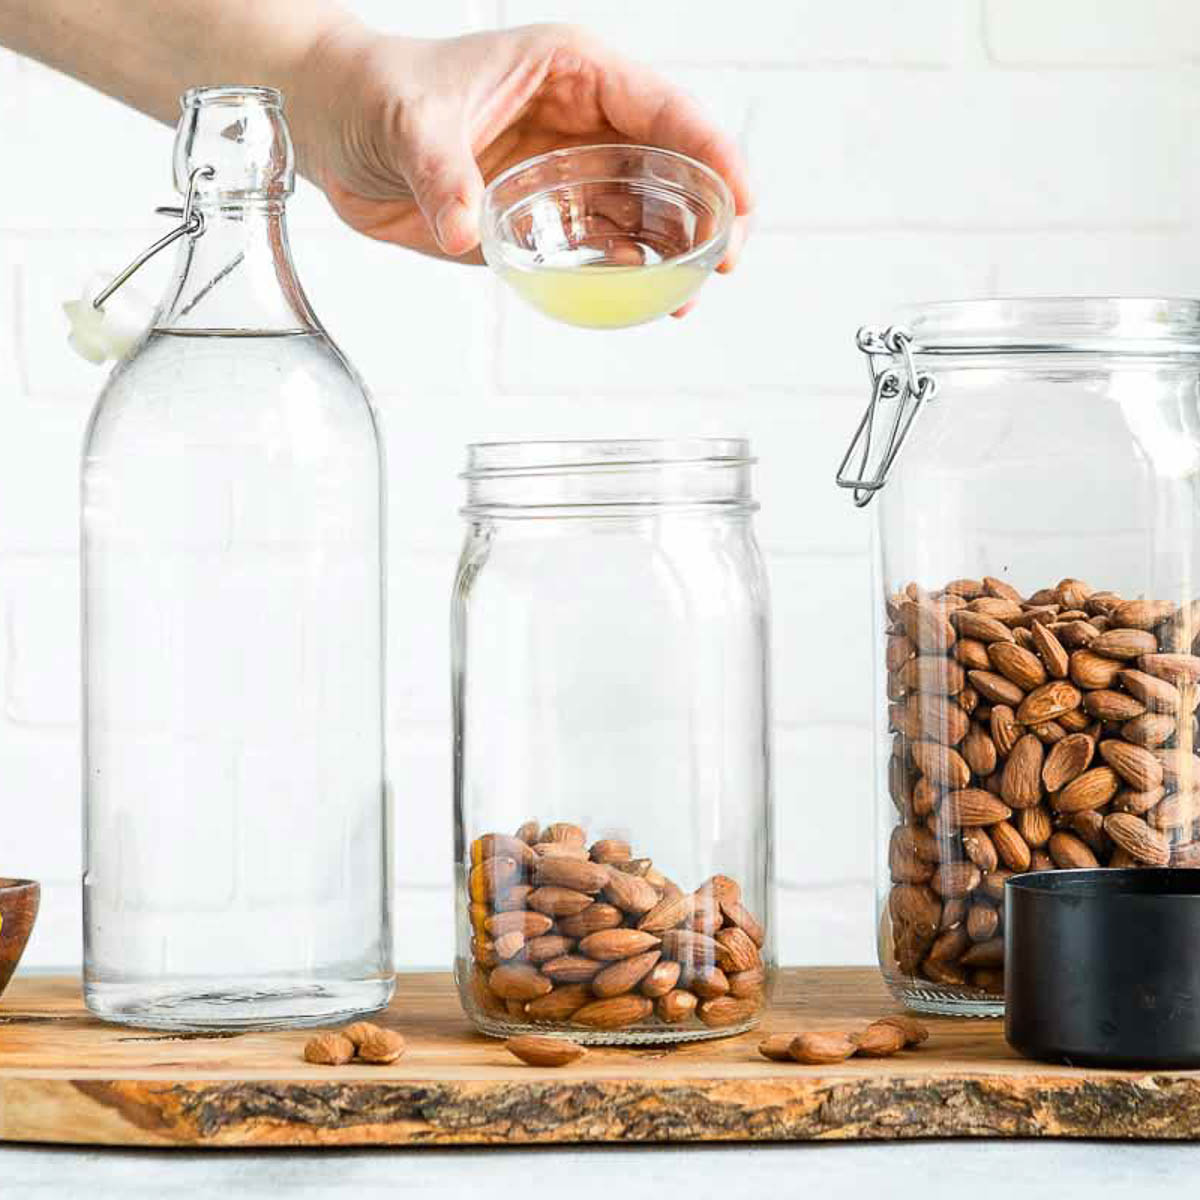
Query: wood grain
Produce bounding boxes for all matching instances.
[1,968,1199,1146]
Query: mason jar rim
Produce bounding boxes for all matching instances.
[463,437,753,478]
[900,296,1200,357]
[182,85,283,109]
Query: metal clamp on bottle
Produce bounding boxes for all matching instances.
[63,165,214,364]
[835,325,939,508]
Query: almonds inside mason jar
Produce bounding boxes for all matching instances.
[462,823,767,1035]
[885,575,1200,1000]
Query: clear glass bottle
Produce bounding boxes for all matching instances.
[82,86,392,1029]
[837,299,1200,1017]
[452,439,773,1043]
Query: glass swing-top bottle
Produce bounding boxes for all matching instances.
[80,86,392,1029]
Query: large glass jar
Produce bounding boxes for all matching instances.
[452,439,773,1042]
[82,87,391,1029]
[840,299,1200,1016]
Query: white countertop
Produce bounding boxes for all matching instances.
[4,1141,1197,1197]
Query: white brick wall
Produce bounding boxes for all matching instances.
[1,1,1197,974]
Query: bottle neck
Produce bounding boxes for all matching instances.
[154,200,318,335]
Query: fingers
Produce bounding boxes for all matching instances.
[593,54,754,220]
[394,119,486,257]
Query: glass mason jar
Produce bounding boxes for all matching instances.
[452,439,773,1042]
[82,86,392,1029]
[838,298,1200,1016]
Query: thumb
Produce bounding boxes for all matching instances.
[396,123,485,257]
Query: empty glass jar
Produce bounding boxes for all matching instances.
[453,439,773,1042]
[82,86,391,1029]
[839,299,1200,1016]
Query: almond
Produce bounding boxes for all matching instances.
[1110,786,1165,815]
[1016,680,1082,726]
[514,820,541,844]
[357,1028,406,1065]
[589,839,631,864]
[1055,620,1100,649]
[961,827,999,872]
[698,996,760,1028]
[489,964,554,1001]
[990,705,1021,756]
[467,856,521,903]
[591,950,662,998]
[1068,809,1108,854]
[1121,712,1177,749]
[1029,621,1070,679]
[637,893,694,933]
[911,742,971,789]
[1041,732,1095,792]
[540,955,605,983]
[1154,749,1200,789]
[532,857,610,894]
[577,929,661,961]
[1048,830,1100,870]
[690,893,723,934]
[1016,804,1053,848]
[660,928,729,969]
[927,925,970,964]
[525,934,575,965]
[902,600,956,652]
[1099,739,1164,792]
[303,1032,356,1066]
[471,834,537,868]
[901,694,971,745]
[526,887,595,918]
[940,789,1012,827]
[728,966,767,998]
[1000,733,1044,808]
[1053,765,1120,813]
[789,1030,858,1064]
[524,984,593,1021]
[959,724,996,777]
[959,938,1004,969]
[854,1022,909,1058]
[1083,690,1146,722]
[889,883,942,935]
[1055,579,1092,608]
[485,910,554,939]
[1090,627,1158,661]
[572,995,653,1029]
[494,931,526,960]
[1070,649,1125,690]
[987,642,1047,692]
[887,632,917,671]
[979,868,1013,904]
[967,597,1023,623]
[969,670,1026,707]
[871,1014,929,1046]
[505,1035,586,1067]
[946,578,986,599]
[901,655,966,696]
[1112,599,1175,632]
[530,842,590,860]
[715,926,762,973]
[492,885,535,913]
[719,897,767,947]
[639,960,682,998]
[991,821,1031,872]
[759,1034,797,1061]
[951,610,1015,644]
[655,990,698,1023]
[1148,792,1198,830]
[698,874,743,905]
[1030,720,1067,745]
[684,965,730,999]
[1117,668,1183,713]
[931,861,982,898]
[1139,653,1200,686]
[1104,812,1170,866]
[557,903,624,938]
[967,904,1000,942]
[602,869,660,915]
[955,638,993,671]
[540,822,587,846]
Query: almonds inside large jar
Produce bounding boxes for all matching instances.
[460,822,769,1042]
[883,575,1200,1007]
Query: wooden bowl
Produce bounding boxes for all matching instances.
[0,879,40,998]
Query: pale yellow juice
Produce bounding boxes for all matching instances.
[500,261,708,329]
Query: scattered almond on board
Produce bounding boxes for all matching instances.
[303,1021,405,1066]
[505,1035,588,1067]
[758,1015,929,1064]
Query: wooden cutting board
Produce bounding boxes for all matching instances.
[1,967,1198,1147]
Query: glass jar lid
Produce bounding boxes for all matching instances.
[902,297,1200,358]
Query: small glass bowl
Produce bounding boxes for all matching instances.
[482,144,734,330]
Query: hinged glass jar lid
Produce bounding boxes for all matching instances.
[453,439,773,1043]
[837,297,1200,1017]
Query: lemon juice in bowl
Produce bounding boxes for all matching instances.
[483,145,733,330]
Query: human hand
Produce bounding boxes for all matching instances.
[290,21,751,305]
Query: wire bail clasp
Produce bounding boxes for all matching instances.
[91,165,215,311]
[835,325,938,508]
